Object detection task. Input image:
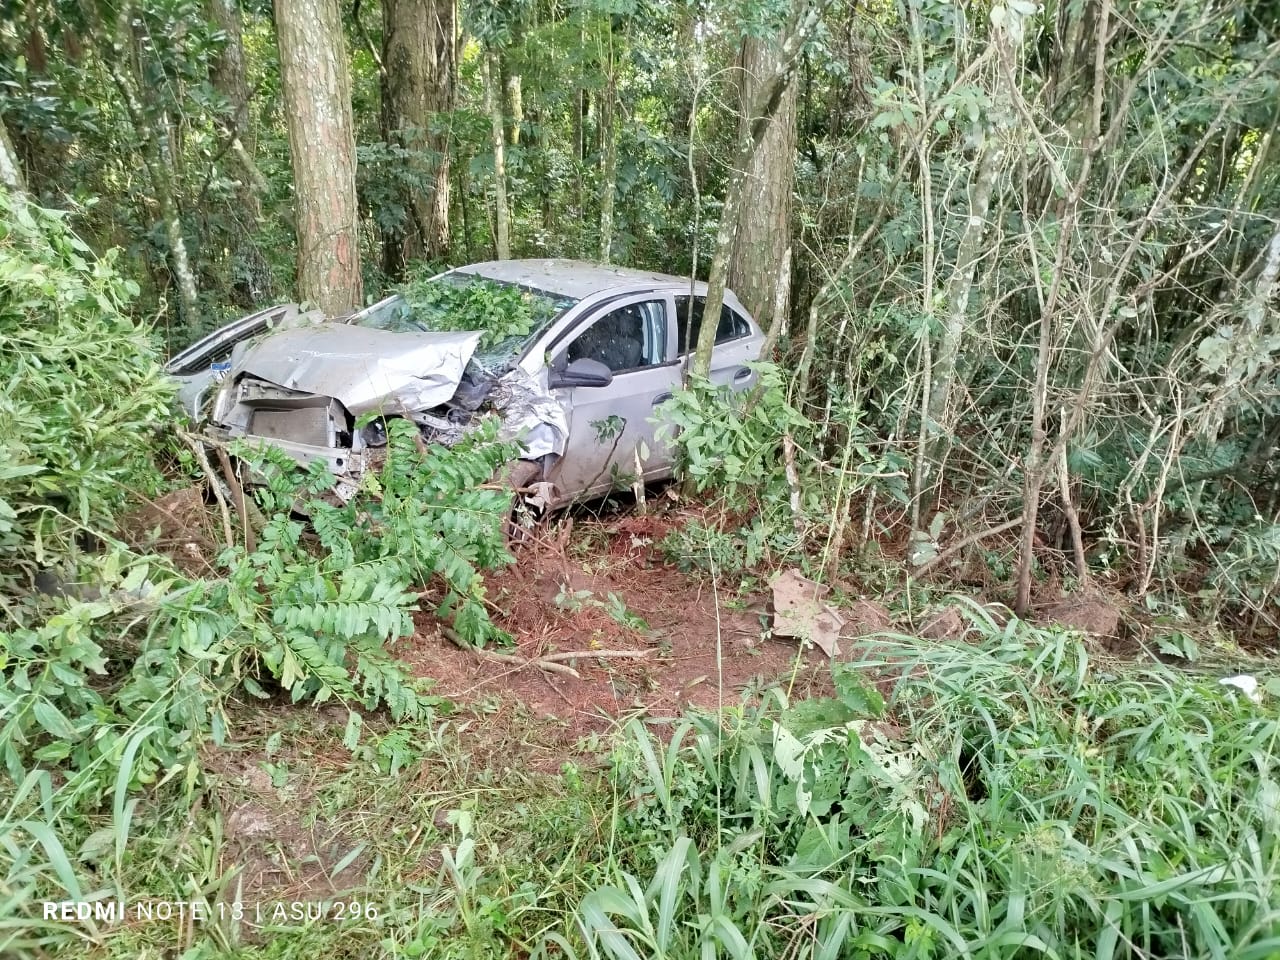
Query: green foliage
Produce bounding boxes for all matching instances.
[659,363,807,499]
[0,195,172,587]
[659,363,909,578]
[397,271,555,351]
[217,414,518,716]
[543,623,1280,959]
[0,204,524,951]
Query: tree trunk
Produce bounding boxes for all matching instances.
[689,0,826,380]
[0,114,25,194]
[1014,0,1111,616]
[505,70,523,145]
[728,34,798,325]
[207,0,264,221]
[274,0,362,314]
[105,45,201,333]
[208,0,252,154]
[382,0,455,270]
[599,41,617,262]
[483,48,510,260]
[913,130,1002,519]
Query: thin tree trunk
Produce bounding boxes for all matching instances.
[207,0,254,164]
[689,0,826,380]
[0,115,25,194]
[912,131,1002,520]
[1014,0,1110,615]
[105,55,201,332]
[599,40,617,263]
[483,48,510,260]
[505,71,523,145]
[274,0,362,314]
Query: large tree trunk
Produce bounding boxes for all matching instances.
[728,35,798,325]
[274,0,362,314]
[689,0,826,380]
[381,0,455,272]
[482,48,510,260]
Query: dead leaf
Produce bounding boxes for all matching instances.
[771,568,845,658]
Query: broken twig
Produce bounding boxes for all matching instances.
[181,431,235,548]
[440,627,582,679]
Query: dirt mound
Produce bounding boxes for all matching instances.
[1041,594,1122,638]
[402,514,832,754]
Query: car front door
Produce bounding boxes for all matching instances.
[548,294,679,500]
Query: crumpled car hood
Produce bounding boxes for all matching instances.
[230,323,483,416]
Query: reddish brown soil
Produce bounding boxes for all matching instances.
[400,511,832,749]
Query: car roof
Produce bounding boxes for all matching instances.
[452,259,708,301]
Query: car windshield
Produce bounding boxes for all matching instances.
[352,273,577,369]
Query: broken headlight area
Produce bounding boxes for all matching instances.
[216,378,354,449]
[214,375,490,467]
[360,406,478,450]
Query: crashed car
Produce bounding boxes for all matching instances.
[165,259,764,506]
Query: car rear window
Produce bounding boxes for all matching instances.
[674,296,751,354]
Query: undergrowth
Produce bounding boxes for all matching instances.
[657,364,909,578]
[0,195,521,955]
[547,617,1280,959]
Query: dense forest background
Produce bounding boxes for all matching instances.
[6,3,1280,956]
[3,0,1280,632]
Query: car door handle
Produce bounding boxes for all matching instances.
[733,367,752,381]
[652,392,673,406]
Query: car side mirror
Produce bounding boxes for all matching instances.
[549,357,613,389]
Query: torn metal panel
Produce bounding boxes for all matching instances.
[491,368,570,459]
[229,324,483,416]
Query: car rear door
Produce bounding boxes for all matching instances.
[675,295,762,392]
[548,293,679,500]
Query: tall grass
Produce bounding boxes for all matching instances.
[546,618,1280,959]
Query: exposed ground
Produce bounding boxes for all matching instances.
[161,501,1145,934]
[402,511,835,756]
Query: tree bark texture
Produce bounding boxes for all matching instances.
[599,47,618,262]
[483,48,510,259]
[274,0,362,314]
[381,0,455,270]
[0,114,25,194]
[208,0,267,213]
[689,0,826,380]
[728,35,798,325]
[208,0,252,153]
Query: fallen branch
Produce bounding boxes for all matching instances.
[912,517,1023,578]
[215,445,257,554]
[538,649,653,664]
[181,431,235,548]
[440,627,582,679]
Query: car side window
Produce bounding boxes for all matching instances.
[563,300,668,373]
[674,296,751,354]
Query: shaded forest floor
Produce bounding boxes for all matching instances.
[189,506,1140,917]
